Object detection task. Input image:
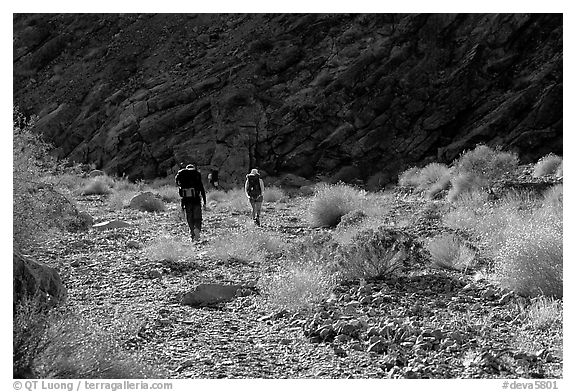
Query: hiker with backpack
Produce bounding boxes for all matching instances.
[208,169,219,189]
[175,164,207,241]
[245,168,265,226]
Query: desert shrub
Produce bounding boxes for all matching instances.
[494,214,562,298]
[524,297,563,331]
[209,230,285,264]
[555,161,563,177]
[132,195,166,212]
[208,188,250,212]
[426,233,475,271]
[112,177,139,192]
[417,163,451,191]
[80,176,113,195]
[447,173,487,202]
[533,154,562,178]
[14,299,163,379]
[107,190,137,210]
[308,184,362,228]
[334,227,411,280]
[259,259,336,310]
[13,110,85,249]
[143,236,194,262]
[398,167,421,188]
[398,163,451,198]
[263,186,287,202]
[453,144,519,186]
[155,185,180,203]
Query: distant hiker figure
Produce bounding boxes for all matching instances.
[175,164,207,241]
[208,169,219,189]
[245,168,265,226]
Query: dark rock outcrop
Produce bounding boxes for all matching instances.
[13,14,562,187]
[13,250,66,307]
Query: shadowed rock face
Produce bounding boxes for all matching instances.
[13,14,562,187]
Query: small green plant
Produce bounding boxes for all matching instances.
[143,236,194,262]
[447,173,487,202]
[308,184,362,228]
[533,154,562,178]
[426,233,475,271]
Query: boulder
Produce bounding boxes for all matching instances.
[92,220,131,230]
[129,191,166,212]
[181,283,252,307]
[13,250,66,307]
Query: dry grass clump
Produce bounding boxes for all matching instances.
[209,230,285,264]
[259,260,336,310]
[263,186,287,202]
[14,300,162,378]
[107,190,137,210]
[154,185,180,204]
[207,188,250,213]
[334,227,410,280]
[80,176,114,195]
[524,297,563,331]
[259,233,337,310]
[398,163,451,198]
[308,183,363,228]
[143,236,194,262]
[533,154,562,178]
[453,144,519,183]
[448,145,518,201]
[494,211,562,298]
[426,233,475,271]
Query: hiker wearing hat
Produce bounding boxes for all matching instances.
[245,168,265,226]
[175,164,207,240]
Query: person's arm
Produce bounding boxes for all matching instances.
[245,179,250,198]
[260,179,265,197]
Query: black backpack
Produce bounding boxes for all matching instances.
[247,174,261,199]
[177,168,202,198]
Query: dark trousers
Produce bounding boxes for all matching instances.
[182,199,202,236]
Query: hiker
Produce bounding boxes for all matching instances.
[175,164,207,240]
[245,168,265,226]
[208,169,219,189]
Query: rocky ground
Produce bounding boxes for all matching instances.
[28,185,562,379]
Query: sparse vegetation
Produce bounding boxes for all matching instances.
[426,233,475,271]
[308,183,363,228]
[263,186,287,202]
[259,260,336,310]
[453,144,519,185]
[209,230,285,264]
[533,154,562,178]
[143,236,194,262]
[80,176,113,195]
[14,301,163,378]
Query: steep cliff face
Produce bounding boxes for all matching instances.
[13,13,562,187]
